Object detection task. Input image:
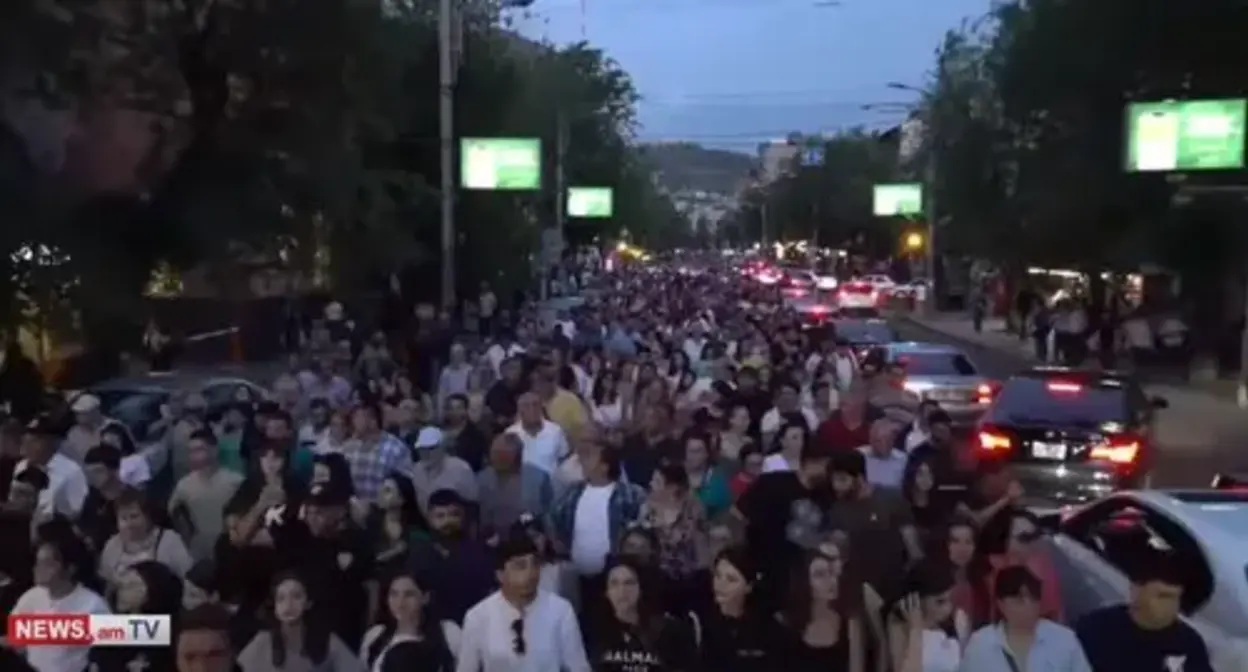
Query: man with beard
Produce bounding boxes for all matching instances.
[269,478,374,649]
[407,488,496,624]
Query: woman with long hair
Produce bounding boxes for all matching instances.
[979,508,1064,623]
[718,404,755,464]
[367,473,427,573]
[928,517,982,625]
[901,456,948,534]
[779,544,865,672]
[762,422,809,473]
[591,556,697,672]
[694,547,782,671]
[885,560,968,672]
[226,442,308,551]
[237,571,364,671]
[683,431,732,520]
[89,560,182,671]
[591,369,626,429]
[359,570,459,672]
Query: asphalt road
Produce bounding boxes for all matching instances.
[892,318,1248,489]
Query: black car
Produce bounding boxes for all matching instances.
[975,367,1168,506]
[831,319,896,357]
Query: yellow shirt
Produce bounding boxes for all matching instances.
[545,388,589,435]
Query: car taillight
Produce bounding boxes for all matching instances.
[1046,381,1082,393]
[1089,434,1141,465]
[977,425,1012,453]
[975,381,999,405]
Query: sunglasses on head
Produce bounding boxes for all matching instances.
[510,617,526,655]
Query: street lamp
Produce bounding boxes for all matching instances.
[904,232,924,251]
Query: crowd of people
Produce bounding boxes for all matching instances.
[0,263,1218,672]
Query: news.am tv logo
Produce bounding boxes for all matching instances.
[7,614,172,647]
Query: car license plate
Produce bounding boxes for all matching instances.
[1031,442,1067,460]
[929,390,965,402]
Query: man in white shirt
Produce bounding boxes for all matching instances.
[15,416,88,519]
[486,332,527,377]
[857,419,908,490]
[759,381,819,444]
[12,534,111,672]
[457,534,590,672]
[506,393,569,475]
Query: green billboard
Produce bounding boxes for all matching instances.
[567,187,613,218]
[1125,99,1247,172]
[460,138,542,190]
[873,183,923,216]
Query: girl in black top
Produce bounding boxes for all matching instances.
[89,560,181,671]
[902,455,950,534]
[366,472,427,575]
[591,556,697,672]
[361,570,456,672]
[778,545,864,672]
[695,547,782,672]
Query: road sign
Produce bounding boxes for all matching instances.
[567,187,614,218]
[460,137,542,190]
[873,183,923,216]
[803,146,824,166]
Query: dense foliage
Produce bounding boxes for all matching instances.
[0,0,681,335]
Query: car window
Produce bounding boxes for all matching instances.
[202,382,246,409]
[1064,500,1214,614]
[834,322,895,344]
[894,352,977,376]
[991,378,1128,425]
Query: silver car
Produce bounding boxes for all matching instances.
[1042,490,1248,670]
[881,342,994,424]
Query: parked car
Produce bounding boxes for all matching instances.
[77,372,271,442]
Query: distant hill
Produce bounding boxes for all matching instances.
[638,143,757,195]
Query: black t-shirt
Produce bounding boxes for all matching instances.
[1075,605,1214,672]
[270,520,375,648]
[826,489,914,596]
[697,609,783,672]
[0,511,32,615]
[737,472,829,597]
[592,614,697,672]
[78,488,119,553]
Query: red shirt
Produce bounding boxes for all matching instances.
[729,472,755,501]
[815,410,873,451]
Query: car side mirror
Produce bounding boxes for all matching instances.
[1151,396,1169,410]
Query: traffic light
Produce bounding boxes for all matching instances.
[904,231,924,251]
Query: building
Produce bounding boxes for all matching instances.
[757,141,799,184]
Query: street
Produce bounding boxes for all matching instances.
[893,317,1248,488]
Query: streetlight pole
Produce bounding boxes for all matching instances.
[438,0,455,310]
[880,83,938,310]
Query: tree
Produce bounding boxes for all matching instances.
[757,129,897,253]
[0,0,675,341]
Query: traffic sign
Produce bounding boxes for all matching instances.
[803,146,824,166]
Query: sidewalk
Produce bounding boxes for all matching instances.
[904,312,1248,461]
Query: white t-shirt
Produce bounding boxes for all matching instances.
[760,407,819,436]
[762,453,798,473]
[570,483,615,576]
[13,583,110,672]
[506,420,569,475]
[486,342,526,376]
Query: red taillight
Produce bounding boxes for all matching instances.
[976,381,999,405]
[1046,381,1082,393]
[977,425,1012,453]
[1090,435,1141,465]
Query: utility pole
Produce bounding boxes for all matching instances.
[438,0,456,309]
[924,158,937,313]
[542,111,568,300]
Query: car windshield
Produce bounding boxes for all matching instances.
[96,390,168,439]
[835,322,894,343]
[992,378,1127,424]
[894,352,977,376]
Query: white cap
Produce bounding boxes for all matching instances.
[414,427,444,450]
[71,394,101,413]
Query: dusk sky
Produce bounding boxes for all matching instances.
[510,0,993,153]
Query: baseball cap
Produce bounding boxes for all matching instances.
[70,394,101,413]
[413,427,444,450]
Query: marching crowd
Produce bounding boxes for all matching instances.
[0,263,1217,672]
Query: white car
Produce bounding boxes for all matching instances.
[1044,489,1248,671]
[892,279,930,302]
[836,280,879,308]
